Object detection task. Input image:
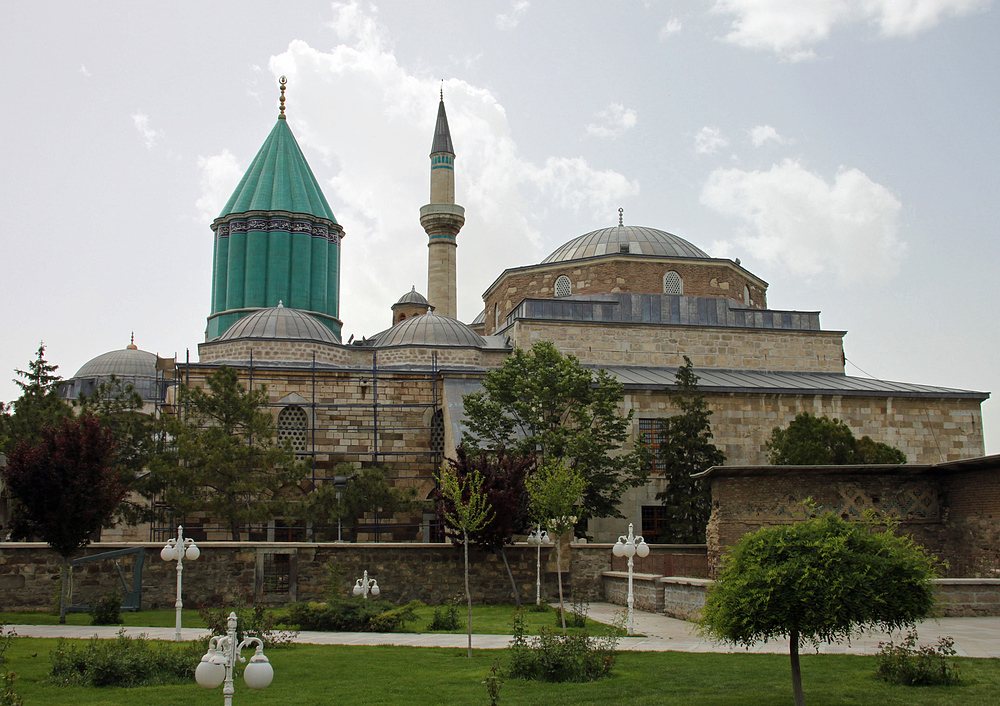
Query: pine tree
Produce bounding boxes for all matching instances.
[2,344,71,454]
[654,357,725,543]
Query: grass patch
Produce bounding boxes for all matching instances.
[2,637,997,705]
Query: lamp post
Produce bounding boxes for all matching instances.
[525,524,551,606]
[196,611,273,705]
[352,570,380,599]
[612,523,649,635]
[160,525,199,641]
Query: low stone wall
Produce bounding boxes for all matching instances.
[603,572,663,612]
[934,579,1000,617]
[0,541,609,612]
[608,545,708,578]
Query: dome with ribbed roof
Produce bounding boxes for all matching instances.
[395,286,430,306]
[542,225,709,263]
[217,119,338,222]
[373,313,485,348]
[75,347,158,379]
[218,304,339,344]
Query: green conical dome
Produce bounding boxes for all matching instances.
[219,119,338,223]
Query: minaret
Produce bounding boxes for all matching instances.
[420,88,464,320]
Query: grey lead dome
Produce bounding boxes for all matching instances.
[218,305,339,344]
[542,225,710,264]
[373,313,485,348]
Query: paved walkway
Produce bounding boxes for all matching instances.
[9,603,999,658]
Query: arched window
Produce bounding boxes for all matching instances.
[494,305,500,331]
[663,271,683,295]
[743,285,751,306]
[555,275,572,297]
[277,405,308,457]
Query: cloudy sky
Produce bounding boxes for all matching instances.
[2,1,997,452]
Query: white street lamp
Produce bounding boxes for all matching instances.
[352,570,380,599]
[161,525,199,641]
[196,611,273,705]
[612,522,649,635]
[525,524,551,606]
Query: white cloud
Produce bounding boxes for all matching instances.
[713,0,991,60]
[586,103,638,139]
[659,17,683,39]
[79,64,91,77]
[212,4,636,334]
[496,0,530,30]
[131,111,164,150]
[701,159,906,285]
[750,124,789,147]
[695,126,728,154]
[196,150,244,224]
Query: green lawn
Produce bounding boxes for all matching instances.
[0,603,606,636]
[4,637,998,705]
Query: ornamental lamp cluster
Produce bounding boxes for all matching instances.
[196,611,273,702]
[353,570,380,599]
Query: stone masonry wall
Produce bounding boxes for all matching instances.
[484,257,767,335]
[0,542,609,612]
[511,321,845,374]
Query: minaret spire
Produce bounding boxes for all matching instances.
[420,87,464,320]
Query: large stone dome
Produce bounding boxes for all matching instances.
[373,313,485,348]
[542,225,710,264]
[218,304,339,344]
[62,341,163,402]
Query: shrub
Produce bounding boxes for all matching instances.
[49,630,203,688]
[428,598,461,630]
[875,630,961,686]
[89,591,122,626]
[200,600,297,648]
[553,595,588,628]
[0,624,22,706]
[280,597,419,632]
[504,610,621,683]
[483,658,504,705]
[529,601,550,613]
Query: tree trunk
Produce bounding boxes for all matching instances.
[498,545,521,609]
[790,629,805,706]
[556,537,566,635]
[464,531,472,658]
[59,556,69,624]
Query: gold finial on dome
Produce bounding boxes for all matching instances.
[618,207,624,227]
[127,332,138,350]
[279,76,287,119]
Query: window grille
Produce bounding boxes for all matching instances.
[638,418,667,472]
[277,405,308,457]
[555,275,572,297]
[262,553,291,594]
[663,271,683,295]
[430,409,445,455]
[641,505,672,542]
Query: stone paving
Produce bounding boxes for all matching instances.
[9,603,999,658]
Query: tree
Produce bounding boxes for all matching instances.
[436,445,535,608]
[526,461,586,635]
[151,366,307,541]
[308,464,417,542]
[437,462,493,657]
[1,344,71,454]
[2,414,128,623]
[699,512,937,706]
[653,357,725,543]
[462,341,647,527]
[767,412,907,466]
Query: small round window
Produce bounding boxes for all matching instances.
[663,271,683,295]
[555,275,572,297]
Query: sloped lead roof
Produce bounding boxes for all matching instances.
[430,100,454,156]
[542,225,710,263]
[218,304,338,344]
[218,119,338,222]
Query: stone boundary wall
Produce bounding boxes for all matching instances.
[603,572,663,612]
[934,579,1000,617]
[0,541,610,613]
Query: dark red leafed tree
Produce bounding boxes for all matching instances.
[437,445,535,608]
[3,413,128,623]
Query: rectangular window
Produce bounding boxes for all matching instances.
[262,553,291,595]
[641,505,671,543]
[638,418,667,472]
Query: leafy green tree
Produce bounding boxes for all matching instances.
[151,366,307,541]
[3,414,128,623]
[462,341,647,527]
[767,412,907,465]
[653,357,725,543]
[700,512,937,706]
[436,445,535,608]
[308,464,417,542]
[1,344,71,454]
[526,461,586,635]
[438,462,493,657]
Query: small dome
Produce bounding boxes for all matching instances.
[218,304,339,343]
[394,286,430,307]
[542,225,710,264]
[75,347,158,380]
[373,313,485,348]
